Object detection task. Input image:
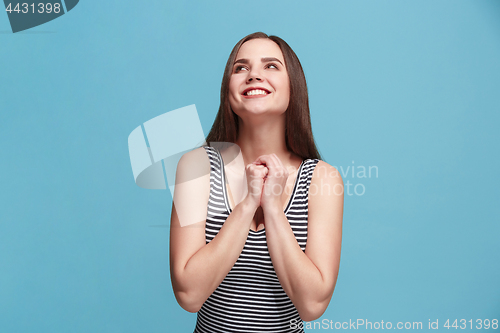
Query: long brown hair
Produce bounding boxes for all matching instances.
[205,32,322,160]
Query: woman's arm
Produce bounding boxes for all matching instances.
[169,148,265,312]
[262,158,344,321]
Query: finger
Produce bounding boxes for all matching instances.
[254,155,277,170]
[252,164,268,171]
[247,164,268,179]
[247,163,266,170]
[252,159,266,167]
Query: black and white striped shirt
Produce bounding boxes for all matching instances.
[194,146,319,333]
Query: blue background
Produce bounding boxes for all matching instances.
[1,1,499,332]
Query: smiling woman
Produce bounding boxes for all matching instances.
[169,32,344,333]
[229,41,290,119]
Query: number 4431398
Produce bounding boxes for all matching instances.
[5,3,61,14]
[444,319,498,329]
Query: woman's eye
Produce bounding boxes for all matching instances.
[234,66,248,73]
[266,63,278,69]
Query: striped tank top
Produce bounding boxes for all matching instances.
[194,146,320,333]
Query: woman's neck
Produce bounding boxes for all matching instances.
[235,114,293,166]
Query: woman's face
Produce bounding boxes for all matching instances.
[228,38,290,120]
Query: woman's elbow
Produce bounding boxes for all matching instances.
[298,300,329,322]
[171,268,203,312]
[173,289,203,313]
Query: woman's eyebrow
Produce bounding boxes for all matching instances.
[261,57,283,66]
[234,58,249,65]
[233,57,284,66]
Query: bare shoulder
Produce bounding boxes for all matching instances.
[311,160,344,191]
[307,160,344,243]
[177,146,210,166]
[171,147,211,229]
[175,147,211,184]
[308,160,344,219]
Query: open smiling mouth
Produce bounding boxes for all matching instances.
[242,88,271,97]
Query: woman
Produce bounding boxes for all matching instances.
[170,32,344,332]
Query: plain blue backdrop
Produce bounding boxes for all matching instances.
[1,1,499,332]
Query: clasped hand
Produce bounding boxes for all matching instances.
[244,154,289,212]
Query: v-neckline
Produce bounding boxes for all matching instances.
[217,150,305,233]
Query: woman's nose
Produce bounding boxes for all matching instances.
[246,67,263,83]
[247,77,262,82]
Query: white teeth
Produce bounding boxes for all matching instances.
[246,89,267,96]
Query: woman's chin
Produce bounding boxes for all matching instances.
[236,106,286,118]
